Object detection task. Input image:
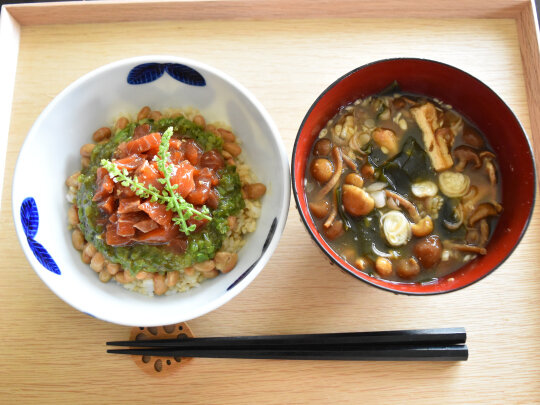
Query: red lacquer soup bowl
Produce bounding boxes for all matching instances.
[292,58,536,295]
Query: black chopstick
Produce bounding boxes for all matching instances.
[106,328,468,361]
[107,344,468,361]
[106,327,466,349]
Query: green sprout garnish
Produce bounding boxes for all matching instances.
[100,127,211,236]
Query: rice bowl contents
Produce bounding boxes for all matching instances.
[66,106,266,296]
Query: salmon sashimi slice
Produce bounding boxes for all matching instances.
[186,184,210,206]
[170,150,184,165]
[117,197,141,214]
[182,139,202,165]
[98,195,116,215]
[126,132,161,155]
[114,142,129,159]
[200,150,224,171]
[116,220,135,237]
[169,138,182,150]
[116,212,148,237]
[97,121,226,247]
[135,161,163,191]
[133,219,160,233]
[138,201,173,227]
[93,167,115,201]
[206,189,219,210]
[114,154,145,172]
[115,184,136,198]
[195,167,220,187]
[105,223,132,247]
[170,160,196,197]
[136,224,179,244]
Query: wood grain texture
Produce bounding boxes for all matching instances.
[517,2,540,178]
[1,15,539,405]
[5,0,528,26]
[0,8,21,211]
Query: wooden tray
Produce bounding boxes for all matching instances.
[1,1,539,403]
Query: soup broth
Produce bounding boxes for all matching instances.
[305,91,502,283]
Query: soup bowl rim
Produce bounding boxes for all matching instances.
[291,56,537,295]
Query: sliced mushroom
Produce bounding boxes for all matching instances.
[313,138,332,156]
[462,126,484,149]
[466,228,480,245]
[309,200,330,219]
[386,196,400,211]
[360,163,375,179]
[462,185,478,203]
[453,145,481,172]
[384,190,421,222]
[395,257,421,279]
[438,171,470,198]
[411,215,434,237]
[354,257,369,270]
[315,146,343,200]
[461,185,480,219]
[342,184,375,217]
[479,151,497,185]
[411,102,453,171]
[469,202,502,226]
[324,190,338,228]
[445,242,487,255]
[324,219,344,240]
[380,210,412,247]
[375,256,393,277]
[345,173,364,188]
[414,235,443,268]
[310,158,334,183]
[479,219,490,246]
[444,110,463,137]
[342,154,358,171]
[435,127,454,149]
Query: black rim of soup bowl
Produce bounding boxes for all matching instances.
[291,57,537,296]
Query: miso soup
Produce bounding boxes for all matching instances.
[305,91,502,283]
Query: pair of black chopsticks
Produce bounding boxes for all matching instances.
[107,327,468,361]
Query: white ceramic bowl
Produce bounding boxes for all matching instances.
[12,55,290,326]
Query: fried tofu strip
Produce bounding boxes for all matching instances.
[411,102,453,172]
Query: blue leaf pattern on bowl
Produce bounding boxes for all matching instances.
[127,63,206,86]
[20,197,39,239]
[127,63,166,85]
[165,63,206,86]
[20,197,61,275]
[27,238,61,275]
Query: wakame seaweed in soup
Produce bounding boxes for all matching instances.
[305,91,502,283]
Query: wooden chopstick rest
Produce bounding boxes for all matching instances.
[129,322,194,376]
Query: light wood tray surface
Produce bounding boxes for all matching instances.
[1,1,539,404]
